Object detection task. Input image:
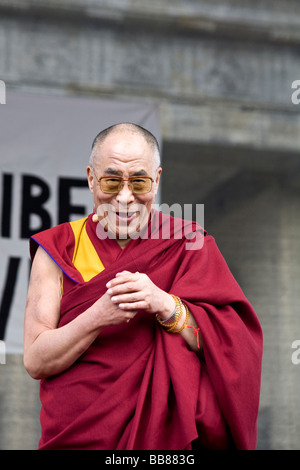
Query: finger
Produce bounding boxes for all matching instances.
[111,291,144,304]
[125,314,135,324]
[123,310,138,324]
[115,270,133,277]
[107,281,139,297]
[106,272,136,288]
[118,300,149,310]
[107,273,143,291]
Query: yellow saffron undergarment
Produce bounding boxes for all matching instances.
[70,217,105,282]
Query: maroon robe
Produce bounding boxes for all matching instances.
[29,210,263,450]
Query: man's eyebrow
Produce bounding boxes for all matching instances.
[129,170,148,177]
[103,168,149,177]
[104,168,123,176]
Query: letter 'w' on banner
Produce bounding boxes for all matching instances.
[0,80,5,104]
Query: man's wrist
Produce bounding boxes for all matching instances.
[157,293,176,321]
[156,295,188,333]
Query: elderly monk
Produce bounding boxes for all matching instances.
[24,123,263,450]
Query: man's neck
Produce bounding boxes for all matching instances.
[116,237,132,249]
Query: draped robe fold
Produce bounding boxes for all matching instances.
[29,210,263,450]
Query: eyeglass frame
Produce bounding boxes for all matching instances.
[91,168,155,194]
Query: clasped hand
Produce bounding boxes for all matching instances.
[105,270,172,322]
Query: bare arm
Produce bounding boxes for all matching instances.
[23,247,137,379]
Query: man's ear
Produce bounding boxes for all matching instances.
[87,166,94,193]
[154,167,162,196]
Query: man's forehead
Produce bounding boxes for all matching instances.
[94,153,152,169]
[93,145,154,170]
[91,130,157,172]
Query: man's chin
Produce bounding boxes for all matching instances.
[114,222,142,240]
[107,215,148,240]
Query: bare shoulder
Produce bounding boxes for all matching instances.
[28,246,62,304]
[31,244,62,278]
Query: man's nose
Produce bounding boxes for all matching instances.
[116,181,135,205]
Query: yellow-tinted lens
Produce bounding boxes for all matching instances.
[100,177,122,193]
[130,177,152,194]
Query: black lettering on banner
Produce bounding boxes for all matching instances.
[21,175,52,238]
[58,177,88,224]
[1,173,13,238]
[0,257,21,340]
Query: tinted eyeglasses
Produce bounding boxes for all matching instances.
[93,171,154,194]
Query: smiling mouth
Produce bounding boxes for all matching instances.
[116,211,138,222]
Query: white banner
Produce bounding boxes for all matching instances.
[0,90,161,352]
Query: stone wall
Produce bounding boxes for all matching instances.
[0,0,299,150]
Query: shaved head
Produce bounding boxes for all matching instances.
[89,123,161,170]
